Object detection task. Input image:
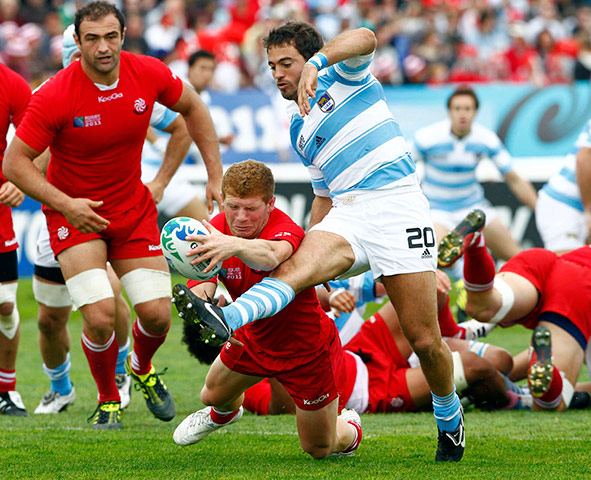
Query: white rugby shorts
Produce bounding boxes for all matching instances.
[141,164,201,217]
[535,189,586,252]
[310,185,437,280]
[35,220,59,268]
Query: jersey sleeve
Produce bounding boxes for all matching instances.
[489,133,513,175]
[307,163,330,197]
[9,73,31,128]
[333,51,374,82]
[15,79,64,153]
[145,56,184,109]
[264,211,305,252]
[575,119,591,150]
[150,102,179,131]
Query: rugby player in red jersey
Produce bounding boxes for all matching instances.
[172,160,362,458]
[0,64,30,417]
[439,209,591,411]
[3,1,223,429]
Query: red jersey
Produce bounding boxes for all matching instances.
[15,51,183,217]
[188,208,335,358]
[0,64,31,181]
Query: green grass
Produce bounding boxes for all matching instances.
[5,277,591,479]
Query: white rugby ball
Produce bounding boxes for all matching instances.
[160,217,222,281]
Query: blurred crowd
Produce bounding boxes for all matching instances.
[1,0,591,90]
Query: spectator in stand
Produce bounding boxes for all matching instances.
[533,28,578,85]
[503,21,539,83]
[526,0,568,45]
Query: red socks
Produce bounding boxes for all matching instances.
[81,331,119,403]
[463,236,496,292]
[130,318,169,375]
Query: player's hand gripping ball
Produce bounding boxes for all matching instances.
[160,217,222,281]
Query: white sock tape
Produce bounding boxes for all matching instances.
[452,351,469,392]
[490,277,515,324]
[120,268,171,306]
[65,269,114,308]
[561,372,574,408]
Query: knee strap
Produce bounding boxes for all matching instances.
[490,277,515,324]
[452,351,469,393]
[0,282,19,339]
[65,269,114,308]
[120,268,171,307]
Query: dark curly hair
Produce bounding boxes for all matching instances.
[262,22,324,62]
[74,1,125,38]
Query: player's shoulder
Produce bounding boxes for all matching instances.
[122,51,167,71]
[470,123,501,144]
[265,208,303,236]
[0,64,28,89]
[414,120,449,143]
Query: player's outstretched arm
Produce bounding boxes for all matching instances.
[297,28,377,116]
[171,83,223,213]
[504,170,538,210]
[145,116,192,204]
[576,147,591,241]
[4,137,109,233]
[187,220,295,273]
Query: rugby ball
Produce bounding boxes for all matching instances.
[160,217,222,281]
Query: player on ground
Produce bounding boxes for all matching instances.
[173,22,464,462]
[0,64,30,417]
[3,1,223,429]
[33,26,195,414]
[439,209,591,411]
[172,160,362,458]
[412,86,537,262]
[535,118,591,254]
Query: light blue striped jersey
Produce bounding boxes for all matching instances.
[142,102,179,167]
[541,118,591,212]
[288,52,418,200]
[411,120,513,211]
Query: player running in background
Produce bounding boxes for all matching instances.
[535,118,591,254]
[0,64,30,417]
[412,86,537,263]
[174,22,464,462]
[4,1,223,429]
[172,160,362,458]
[32,25,199,414]
[439,209,591,411]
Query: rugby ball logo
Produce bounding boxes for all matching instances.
[160,217,222,281]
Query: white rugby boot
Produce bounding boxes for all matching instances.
[34,387,76,414]
[173,406,243,446]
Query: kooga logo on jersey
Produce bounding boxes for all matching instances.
[98,92,123,103]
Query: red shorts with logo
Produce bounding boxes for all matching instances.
[220,321,348,411]
[0,203,17,253]
[500,248,591,339]
[344,313,416,413]
[44,188,162,259]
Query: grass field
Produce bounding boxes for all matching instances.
[4,277,591,479]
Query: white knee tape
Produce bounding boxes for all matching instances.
[468,340,490,357]
[561,372,574,408]
[65,269,114,308]
[452,351,469,393]
[0,283,19,340]
[120,268,171,307]
[33,277,72,308]
[490,277,515,324]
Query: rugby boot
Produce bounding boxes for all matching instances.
[528,325,554,398]
[173,406,243,446]
[125,357,175,421]
[0,390,28,417]
[435,406,465,462]
[330,409,363,457]
[34,387,76,414]
[87,401,122,430]
[172,284,232,347]
[115,373,132,410]
[438,209,486,268]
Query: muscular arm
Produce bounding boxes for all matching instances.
[170,83,223,213]
[576,147,591,240]
[308,195,332,229]
[188,221,295,273]
[3,137,108,232]
[145,116,192,204]
[298,28,377,116]
[504,170,538,210]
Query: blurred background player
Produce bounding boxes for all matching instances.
[0,63,30,416]
[535,118,591,254]
[412,86,537,264]
[32,25,193,414]
[172,160,361,458]
[5,1,223,429]
[439,209,591,412]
